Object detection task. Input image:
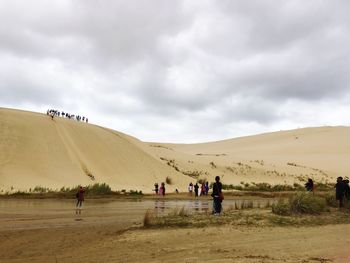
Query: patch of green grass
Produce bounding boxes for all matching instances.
[86,183,112,195]
[272,192,327,215]
[323,192,338,207]
[33,186,53,193]
[129,189,143,196]
[272,199,291,215]
[289,192,327,214]
[1,183,145,198]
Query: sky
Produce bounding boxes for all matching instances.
[0,0,350,143]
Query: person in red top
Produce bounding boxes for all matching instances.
[76,186,85,215]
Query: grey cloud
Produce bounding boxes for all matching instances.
[1,0,350,142]
[0,0,192,66]
[0,55,64,106]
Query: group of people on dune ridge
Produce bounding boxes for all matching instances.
[47,109,88,123]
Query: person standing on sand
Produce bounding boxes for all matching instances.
[200,183,205,196]
[188,183,193,195]
[335,177,345,208]
[194,183,199,197]
[76,186,85,215]
[205,181,209,195]
[160,182,165,196]
[343,179,350,204]
[154,183,159,195]
[211,176,223,215]
[305,178,314,193]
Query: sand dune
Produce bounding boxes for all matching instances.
[0,108,189,193]
[146,127,350,187]
[0,107,349,192]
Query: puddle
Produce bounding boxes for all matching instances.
[0,198,278,231]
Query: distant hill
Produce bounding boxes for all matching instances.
[145,126,350,188]
[1,108,349,192]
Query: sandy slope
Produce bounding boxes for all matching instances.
[0,108,189,192]
[1,107,349,192]
[145,127,350,186]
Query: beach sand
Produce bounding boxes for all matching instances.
[1,200,349,263]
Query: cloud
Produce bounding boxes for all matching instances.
[0,0,350,142]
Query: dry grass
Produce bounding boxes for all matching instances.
[272,192,327,215]
[143,208,350,229]
[143,209,154,227]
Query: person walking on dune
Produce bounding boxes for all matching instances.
[211,176,223,215]
[76,186,85,215]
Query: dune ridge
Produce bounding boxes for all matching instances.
[1,107,349,192]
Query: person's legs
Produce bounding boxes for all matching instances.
[213,197,221,215]
[76,200,83,214]
[76,200,80,214]
[79,200,83,214]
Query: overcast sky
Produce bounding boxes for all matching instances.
[1,0,350,143]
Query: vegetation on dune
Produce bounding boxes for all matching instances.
[196,178,207,185]
[81,165,95,181]
[86,183,112,194]
[209,181,334,192]
[1,183,143,197]
[165,176,173,185]
[209,161,217,169]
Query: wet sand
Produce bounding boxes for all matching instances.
[0,197,277,231]
[1,198,349,262]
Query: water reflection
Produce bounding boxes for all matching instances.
[0,198,278,216]
[154,199,165,214]
[152,198,278,215]
[0,198,279,231]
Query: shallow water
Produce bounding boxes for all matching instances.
[0,198,277,231]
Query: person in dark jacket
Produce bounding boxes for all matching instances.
[305,178,314,193]
[343,179,350,203]
[194,183,199,197]
[205,181,209,195]
[76,186,85,215]
[211,176,223,215]
[160,182,166,196]
[154,183,159,195]
[335,177,345,208]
